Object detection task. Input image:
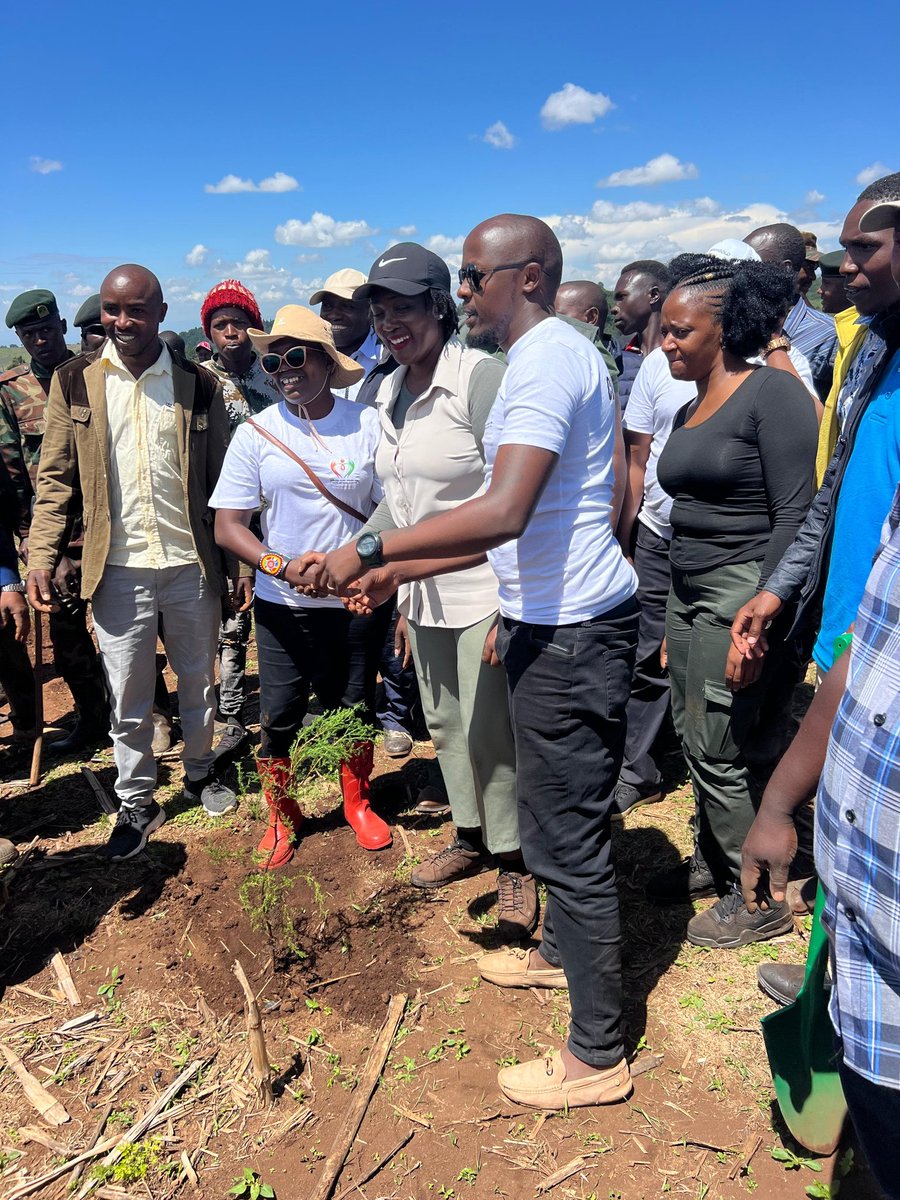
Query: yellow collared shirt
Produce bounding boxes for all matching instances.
[101,339,198,568]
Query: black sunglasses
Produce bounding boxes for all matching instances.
[457,260,545,294]
[260,345,323,374]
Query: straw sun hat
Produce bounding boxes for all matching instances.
[248,305,364,389]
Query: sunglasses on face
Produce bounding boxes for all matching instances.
[260,345,323,374]
[457,260,545,294]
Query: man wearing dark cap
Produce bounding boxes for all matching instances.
[798,230,821,299]
[819,250,850,315]
[73,294,105,353]
[197,279,273,758]
[0,289,109,751]
[744,222,838,400]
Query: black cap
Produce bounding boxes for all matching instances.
[354,242,451,301]
[73,293,102,328]
[819,251,844,277]
[6,289,59,329]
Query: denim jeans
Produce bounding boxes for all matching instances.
[254,597,393,758]
[217,609,251,722]
[496,597,639,1068]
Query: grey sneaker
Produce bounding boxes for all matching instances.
[687,888,795,948]
[105,801,166,860]
[382,729,414,758]
[214,719,249,761]
[183,773,238,817]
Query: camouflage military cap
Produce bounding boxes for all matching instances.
[5,289,59,329]
[73,293,101,328]
[819,251,844,276]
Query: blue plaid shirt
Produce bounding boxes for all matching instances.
[816,483,900,1088]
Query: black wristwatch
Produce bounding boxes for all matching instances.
[356,532,384,568]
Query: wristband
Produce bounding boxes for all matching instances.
[1,581,26,593]
[763,334,791,357]
[257,551,289,579]
[832,632,853,662]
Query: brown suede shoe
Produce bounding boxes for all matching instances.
[410,839,491,889]
[496,869,539,939]
[478,946,568,989]
[498,1051,632,1109]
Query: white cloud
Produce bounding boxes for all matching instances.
[395,225,417,237]
[597,153,699,189]
[185,243,209,267]
[274,211,377,248]
[483,120,517,150]
[542,196,843,288]
[540,83,614,130]
[855,162,894,187]
[70,283,94,297]
[805,189,825,205]
[204,172,300,194]
[30,156,63,175]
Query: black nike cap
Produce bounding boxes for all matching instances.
[354,242,452,300]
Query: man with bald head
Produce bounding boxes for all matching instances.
[744,221,837,399]
[26,264,239,859]
[554,280,621,387]
[309,213,638,1109]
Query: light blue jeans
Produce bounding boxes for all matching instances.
[91,563,220,806]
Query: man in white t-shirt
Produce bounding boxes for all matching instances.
[306,214,640,1111]
[615,347,696,818]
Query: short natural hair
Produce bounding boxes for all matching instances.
[668,253,794,359]
[620,259,671,294]
[858,171,900,203]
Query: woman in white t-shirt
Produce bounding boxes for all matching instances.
[211,306,393,868]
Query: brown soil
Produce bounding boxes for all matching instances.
[0,637,881,1200]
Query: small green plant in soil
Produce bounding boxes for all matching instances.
[90,1138,162,1185]
[770,1146,822,1172]
[228,1167,276,1199]
[98,966,123,1004]
[288,706,376,790]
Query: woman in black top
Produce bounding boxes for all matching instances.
[654,254,818,948]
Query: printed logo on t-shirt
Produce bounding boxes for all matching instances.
[330,457,356,479]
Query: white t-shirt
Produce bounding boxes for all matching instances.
[623,347,696,540]
[210,398,383,608]
[483,318,637,624]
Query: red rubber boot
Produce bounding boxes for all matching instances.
[256,757,303,870]
[340,741,392,850]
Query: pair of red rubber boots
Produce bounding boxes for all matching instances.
[255,743,391,869]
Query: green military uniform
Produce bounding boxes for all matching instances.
[1,290,108,736]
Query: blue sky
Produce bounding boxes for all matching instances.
[1,0,896,333]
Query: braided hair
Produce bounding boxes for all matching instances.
[667,253,794,359]
[429,287,460,343]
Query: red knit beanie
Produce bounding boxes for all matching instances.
[200,279,263,335]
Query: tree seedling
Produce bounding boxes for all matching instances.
[228,1167,276,1199]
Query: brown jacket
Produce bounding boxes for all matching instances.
[28,347,237,599]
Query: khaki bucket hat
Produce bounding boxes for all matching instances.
[248,305,364,389]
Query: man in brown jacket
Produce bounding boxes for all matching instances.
[26,265,240,859]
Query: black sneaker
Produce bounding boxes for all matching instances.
[647,854,718,904]
[687,888,795,948]
[612,781,664,821]
[105,801,166,860]
[213,719,249,762]
[47,723,112,756]
[183,773,238,817]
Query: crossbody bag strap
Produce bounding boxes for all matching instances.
[245,418,368,525]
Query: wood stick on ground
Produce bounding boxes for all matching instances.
[729,1133,762,1180]
[5,1135,120,1200]
[233,959,273,1106]
[76,1058,205,1199]
[0,1042,70,1126]
[80,767,117,817]
[50,951,82,1007]
[29,610,43,787]
[69,1102,113,1187]
[309,992,408,1200]
[17,1125,72,1155]
[536,1153,597,1193]
[334,1130,414,1200]
[306,971,361,993]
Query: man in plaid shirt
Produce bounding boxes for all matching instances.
[741,481,900,1199]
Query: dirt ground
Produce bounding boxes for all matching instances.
[0,626,882,1200]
